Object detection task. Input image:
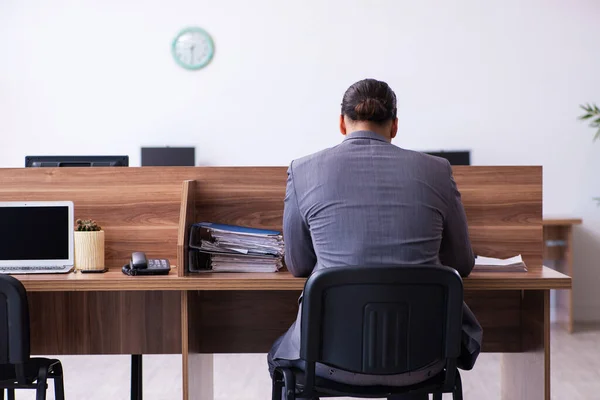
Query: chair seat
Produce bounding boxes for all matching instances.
[288,366,448,398]
[0,358,62,387]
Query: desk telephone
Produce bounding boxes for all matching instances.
[121,252,171,276]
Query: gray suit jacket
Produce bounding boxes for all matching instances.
[273,130,482,370]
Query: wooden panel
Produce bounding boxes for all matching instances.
[178,180,196,277]
[0,166,544,276]
[453,166,543,272]
[543,225,566,260]
[456,189,540,226]
[187,290,521,354]
[189,166,543,227]
[0,167,194,270]
[105,228,179,267]
[469,226,541,267]
[542,218,582,226]
[193,291,300,353]
[182,291,213,400]
[465,291,522,353]
[188,166,543,273]
[192,167,286,231]
[501,290,549,400]
[27,291,181,355]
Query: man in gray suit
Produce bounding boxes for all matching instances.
[268,79,482,400]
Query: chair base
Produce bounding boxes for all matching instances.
[272,367,463,400]
[0,358,65,400]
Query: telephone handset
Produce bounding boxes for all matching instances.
[131,252,148,269]
[122,252,171,276]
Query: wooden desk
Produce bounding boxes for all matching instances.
[16,268,570,292]
[543,218,582,332]
[0,166,571,400]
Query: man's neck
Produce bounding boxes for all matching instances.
[348,126,392,142]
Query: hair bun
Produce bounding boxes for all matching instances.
[341,78,397,123]
[353,98,388,121]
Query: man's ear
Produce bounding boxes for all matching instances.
[390,118,398,139]
[339,115,347,136]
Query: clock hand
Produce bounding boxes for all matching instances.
[190,44,195,63]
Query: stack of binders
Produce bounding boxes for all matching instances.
[188,222,284,273]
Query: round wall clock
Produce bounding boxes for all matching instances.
[171,27,215,70]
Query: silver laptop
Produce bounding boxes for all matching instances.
[0,201,74,274]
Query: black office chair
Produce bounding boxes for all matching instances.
[0,275,65,400]
[272,265,464,400]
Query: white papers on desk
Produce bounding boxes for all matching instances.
[210,255,283,273]
[474,255,528,272]
[198,235,283,257]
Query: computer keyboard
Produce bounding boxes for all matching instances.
[0,265,69,273]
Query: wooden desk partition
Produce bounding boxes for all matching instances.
[457,166,542,272]
[177,166,543,273]
[176,166,556,399]
[0,167,187,269]
[0,166,570,400]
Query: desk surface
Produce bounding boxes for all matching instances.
[542,218,583,226]
[14,266,571,292]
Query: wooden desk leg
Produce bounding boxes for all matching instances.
[565,226,574,333]
[545,226,574,333]
[501,290,550,400]
[182,291,214,400]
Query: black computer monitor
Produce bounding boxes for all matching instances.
[25,155,129,167]
[424,151,470,166]
[141,147,195,166]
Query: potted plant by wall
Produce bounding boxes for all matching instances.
[74,219,105,272]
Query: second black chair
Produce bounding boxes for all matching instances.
[0,275,65,400]
[272,265,464,400]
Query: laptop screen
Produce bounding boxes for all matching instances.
[0,206,70,261]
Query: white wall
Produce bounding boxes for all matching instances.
[1,0,600,319]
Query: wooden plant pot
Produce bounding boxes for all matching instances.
[74,230,105,271]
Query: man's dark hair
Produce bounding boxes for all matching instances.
[341,78,397,123]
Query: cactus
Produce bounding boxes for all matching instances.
[75,219,102,232]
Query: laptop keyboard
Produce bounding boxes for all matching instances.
[0,266,68,273]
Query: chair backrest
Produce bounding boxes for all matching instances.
[0,275,30,365]
[300,265,463,377]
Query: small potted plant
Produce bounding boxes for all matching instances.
[74,219,105,272]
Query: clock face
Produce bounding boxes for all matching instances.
[172,27,214,70]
